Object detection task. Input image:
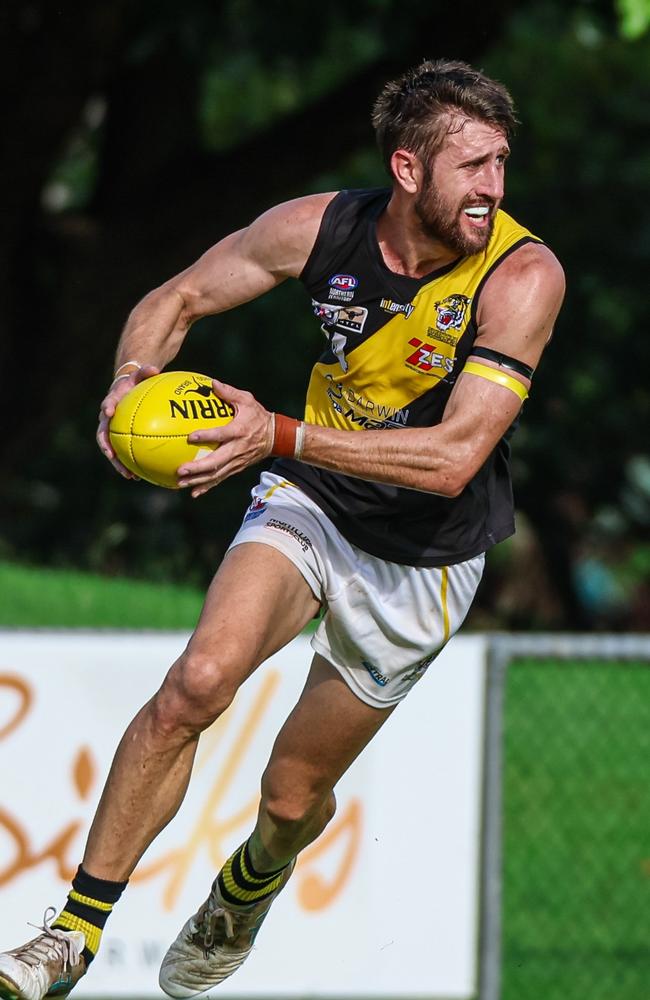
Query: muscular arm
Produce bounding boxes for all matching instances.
[179,242,565,497]
[300,242,565,495]
[98,193,336,473]
[112,192,337,372]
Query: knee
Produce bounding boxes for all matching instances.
[261,769,337,832]
[151,647,240,737]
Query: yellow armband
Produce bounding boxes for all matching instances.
[463,361,529,402]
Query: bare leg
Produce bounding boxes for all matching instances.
[157,655,396,997]
[83,543,320,880]
[249,653,394,871]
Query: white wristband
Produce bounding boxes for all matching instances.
[267,412,276,455]
[294,421,306,461]
[114,360,142,377]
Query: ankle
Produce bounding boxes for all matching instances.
[217,838,293,909]
[53,865,128,966]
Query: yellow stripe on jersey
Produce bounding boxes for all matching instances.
[463,361,529,402]
[263,478,294,498]
[304,210,539,431]
[441,567,450,643]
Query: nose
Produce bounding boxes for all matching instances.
[476,161,504,202]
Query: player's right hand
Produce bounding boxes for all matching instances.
[96,365,160,478]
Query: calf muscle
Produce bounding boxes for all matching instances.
[82,544,320,881]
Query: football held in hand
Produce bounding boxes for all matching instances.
[109,371,234,488]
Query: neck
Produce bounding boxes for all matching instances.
[375,192,457,278]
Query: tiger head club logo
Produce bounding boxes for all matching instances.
[434,294,470,332]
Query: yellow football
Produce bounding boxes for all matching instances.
[109,371,234,488]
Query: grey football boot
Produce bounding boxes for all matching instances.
[159,861,295,998]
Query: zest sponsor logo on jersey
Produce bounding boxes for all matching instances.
[325,374,409,428]
[380,297,414,319]
[405,338,456,376]
[434,294,470,332]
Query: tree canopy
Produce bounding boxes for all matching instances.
[2,0,648,629]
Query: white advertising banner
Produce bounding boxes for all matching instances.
[0,631,486,998]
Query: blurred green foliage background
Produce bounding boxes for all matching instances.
[1,0,648,629]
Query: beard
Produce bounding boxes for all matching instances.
[415,178,496,257]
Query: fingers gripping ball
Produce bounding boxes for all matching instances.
[109,372,234,488]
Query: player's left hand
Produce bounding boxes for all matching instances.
[177,379,274,497]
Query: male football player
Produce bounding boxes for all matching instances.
[0,58,564,1000]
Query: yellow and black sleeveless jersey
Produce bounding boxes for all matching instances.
[273,188,542,567]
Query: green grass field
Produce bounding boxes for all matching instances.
[2,561,648,999]
[0,560,205,629]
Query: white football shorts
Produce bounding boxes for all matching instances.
[228,471,485,709]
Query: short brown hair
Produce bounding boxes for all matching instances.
[372,59,518,176]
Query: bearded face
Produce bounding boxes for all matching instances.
[412,118,507,256]
[414,163,497,256]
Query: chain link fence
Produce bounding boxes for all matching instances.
[480,636,650,1000]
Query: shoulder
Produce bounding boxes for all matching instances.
[488,239,564,296]
[474,241,565,366]
[238,192,339,279]
[256,191,339,232]
[479,240,565,321]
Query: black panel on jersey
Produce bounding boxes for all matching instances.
[274,453,515,567]
[274,189,540,567]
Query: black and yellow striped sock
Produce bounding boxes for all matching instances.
[217,839,291,909]
[52,865,128,967]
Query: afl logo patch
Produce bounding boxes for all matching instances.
[328,274,358,290]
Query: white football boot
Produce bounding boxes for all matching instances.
[159,862,294,998]
[0,909,86,1000]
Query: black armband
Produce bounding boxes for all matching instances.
[470,346,534,380]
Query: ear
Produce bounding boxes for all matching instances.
[390,148,425,195]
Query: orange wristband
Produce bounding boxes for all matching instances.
[272,414,300,458]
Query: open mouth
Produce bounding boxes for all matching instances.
[463,205,490,227]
